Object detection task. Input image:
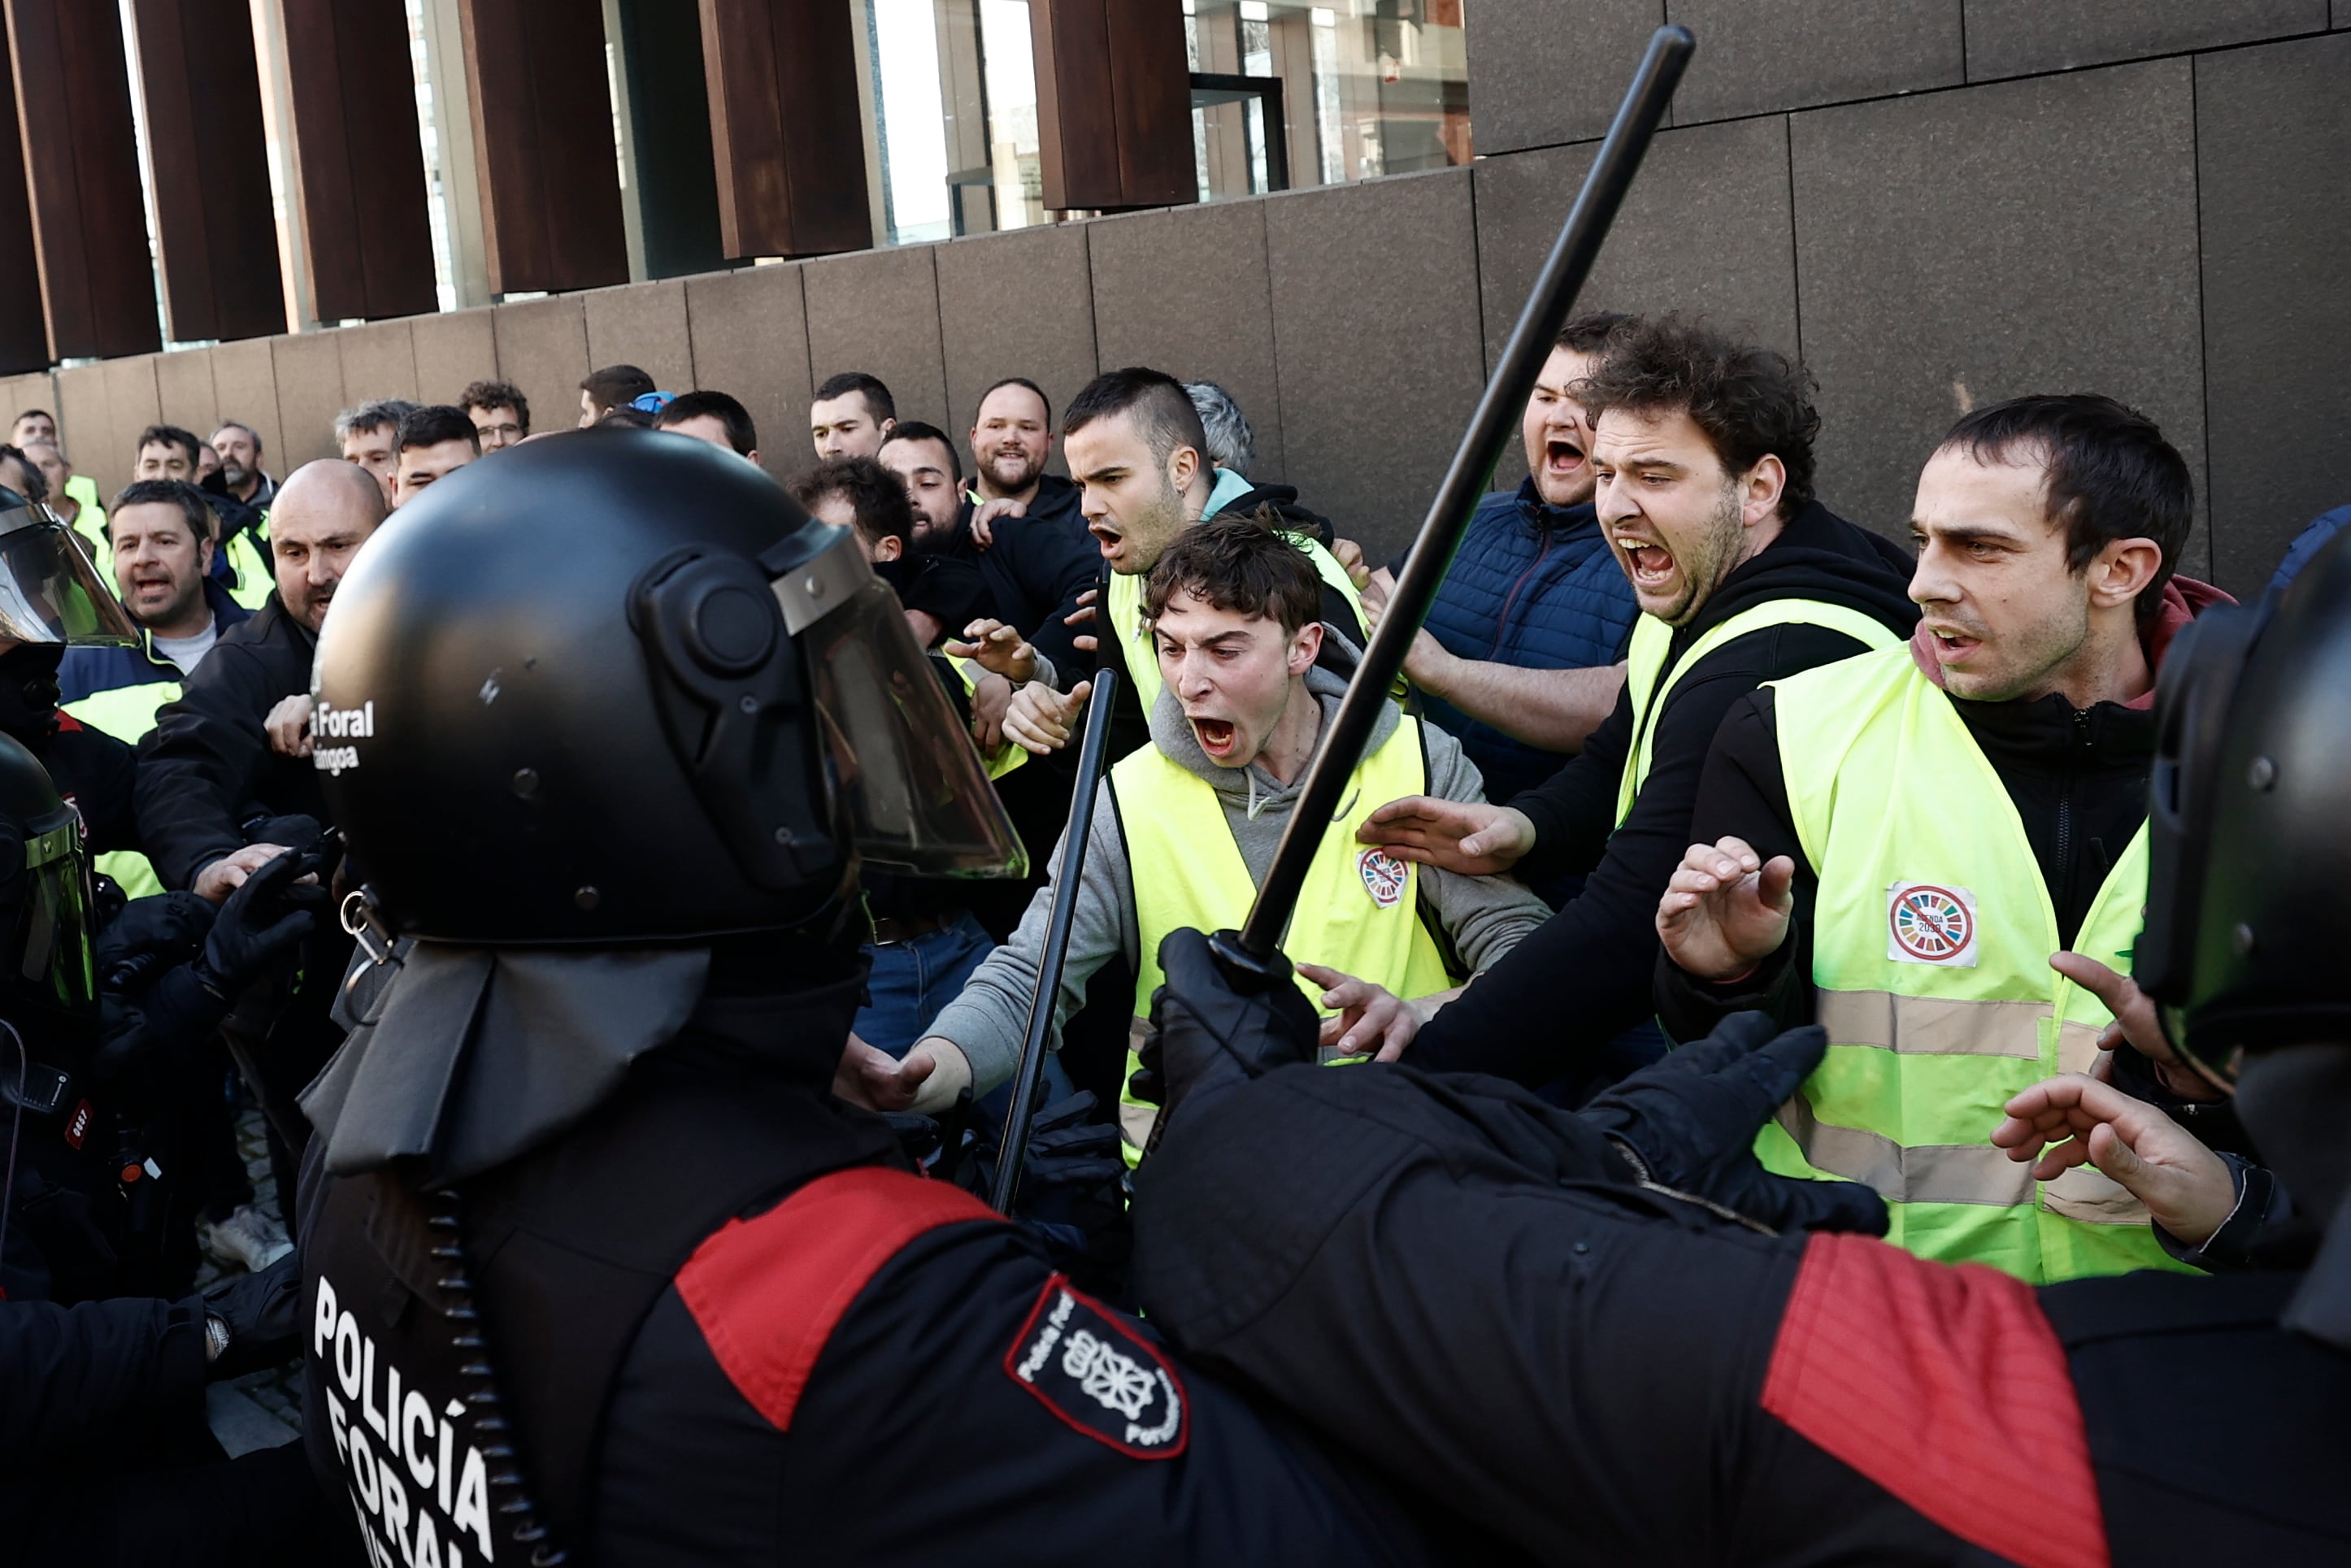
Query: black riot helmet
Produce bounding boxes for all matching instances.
[313,429,1025,945]
[2139,525,2351,1088]
[0,484,137,648]
[0,728,97,1036]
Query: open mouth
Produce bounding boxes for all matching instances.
[1088,522,1124,558]
[1189,715,1238,758]
[1617,536,1675,589]
[1544,438,1584,476]
[1928,628,1983,661]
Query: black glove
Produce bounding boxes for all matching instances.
[199,1253,302,1380]
[189,847,322,1002]
[238,813,324,855]
[1015,1092,1127,1197]
[1129,928,1319,1131]
[97,891,216,994]
[1580,1012,1888,1236]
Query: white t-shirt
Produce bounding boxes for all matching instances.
[153,623,219,675]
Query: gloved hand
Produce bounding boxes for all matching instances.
[1128,929,1320,1134]
[1580,1012,1888,1236]
[97,891,216,995]
[199,1253,302,1380]
[189,846,321,1003]
[1015,1092,1126,1197]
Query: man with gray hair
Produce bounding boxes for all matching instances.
[1185,380,1256,474]
[334,398,419,504]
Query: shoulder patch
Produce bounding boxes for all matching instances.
[1004,1275,1188,1460]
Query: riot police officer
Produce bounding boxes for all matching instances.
[1127,528,2351,1561]
[293,431,1505,1566]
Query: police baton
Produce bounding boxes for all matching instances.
[990,662,1120,1214]
[1213,25,1695,986]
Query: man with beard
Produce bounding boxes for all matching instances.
[207,423,274,511]
[1354,316,1916,1097]
[1654,393,2231,1282]
[996,367,1366,767]
[136,461,389,1223]
[1362,315,1640,815]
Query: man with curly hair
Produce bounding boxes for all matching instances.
[1356,315,1918,1092]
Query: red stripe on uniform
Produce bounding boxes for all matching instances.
[1760,1232,2109,1568]
[676,1166,1000,1431]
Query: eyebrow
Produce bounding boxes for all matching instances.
[1914,520,2021,546]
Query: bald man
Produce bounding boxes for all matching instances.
[136,460,388,898]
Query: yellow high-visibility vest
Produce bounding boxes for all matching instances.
[64,675,178,898]
[1106,532,1363,715]
[1614,601,1901,827]
[1108,712,1454,1157]
[1761,644,2192,1283]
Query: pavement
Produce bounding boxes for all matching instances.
[193,1106,304,1457]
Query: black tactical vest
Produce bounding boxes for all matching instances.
[300,1040,899,1566]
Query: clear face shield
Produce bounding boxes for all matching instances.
[0,503,138,646]
[773,528,1029,880]
[12,806,98,1017]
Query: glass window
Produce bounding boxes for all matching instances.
[861,0,1045,241]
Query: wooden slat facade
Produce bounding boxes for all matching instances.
[697,0,871,259]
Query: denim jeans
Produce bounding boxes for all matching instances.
[858,908,1070,1125]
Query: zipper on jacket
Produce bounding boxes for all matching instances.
[2052,706,2095,939]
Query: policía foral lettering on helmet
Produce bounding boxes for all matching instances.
[313,697,375,778]
[316,1270,500,1567]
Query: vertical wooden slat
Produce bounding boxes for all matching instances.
[128,0,285,341]
[1031,0,1194,211]
[455,0,629,294]
[277,0,438,322]
[697,0,871,259]
[4,0,160,358]
[0,20,51,371]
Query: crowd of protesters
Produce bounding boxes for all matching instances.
[4,315,2345,1564]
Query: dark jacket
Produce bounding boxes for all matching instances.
[133,594,321,892]
[1654,577,2231,1040]
[1208,476,1336,547]
[1133,1057,2351,1565]
[56,576,252,706]
[936,474,1101,672]
[1406,502,1917,1088]
[1402,480,1640,805]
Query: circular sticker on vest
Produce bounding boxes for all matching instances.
[1887,881,1978,967]
[1358,847,1409,909]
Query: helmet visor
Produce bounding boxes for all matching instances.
[788,559,1028,880]
[0,506,137,645]
[13,808,97,1015]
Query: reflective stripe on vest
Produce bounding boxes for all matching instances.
[1106,532,1365,715]
[1612,600,1901,827]
[943,653,1029,780]
[1110,713,1452,1157]
[1763,644,2191,1283]
[65,676,177,899]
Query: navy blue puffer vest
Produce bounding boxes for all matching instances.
[1410,480,1637,804]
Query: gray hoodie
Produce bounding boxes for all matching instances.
[927,667,1553,1093]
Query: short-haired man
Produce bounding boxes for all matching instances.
[15,409,103,524]
[458,379,531,450]
[59,480,252,900]
[789,456,985,649]
[140,424,273,610]
[654,389,759,463]
[1655,394,2231,1284]
[1364,314,1640,821]
[810,371,896,459]
[580,363,656,428]
[336,399,419,504]
[23,440,103,563]
[392,405,480,506]
[997,366,1367,767]
[845,515,1549,1153]
[1360,316,1917,1092]
[209,422,274,510]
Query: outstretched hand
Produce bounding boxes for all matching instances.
[1656,837,1794,984]
[2049,951,2224,1101]
[1356,796,1535,875]
[945,619,1039,684]
[1992,1073,2236,1245]
[1003,679,1091,755]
